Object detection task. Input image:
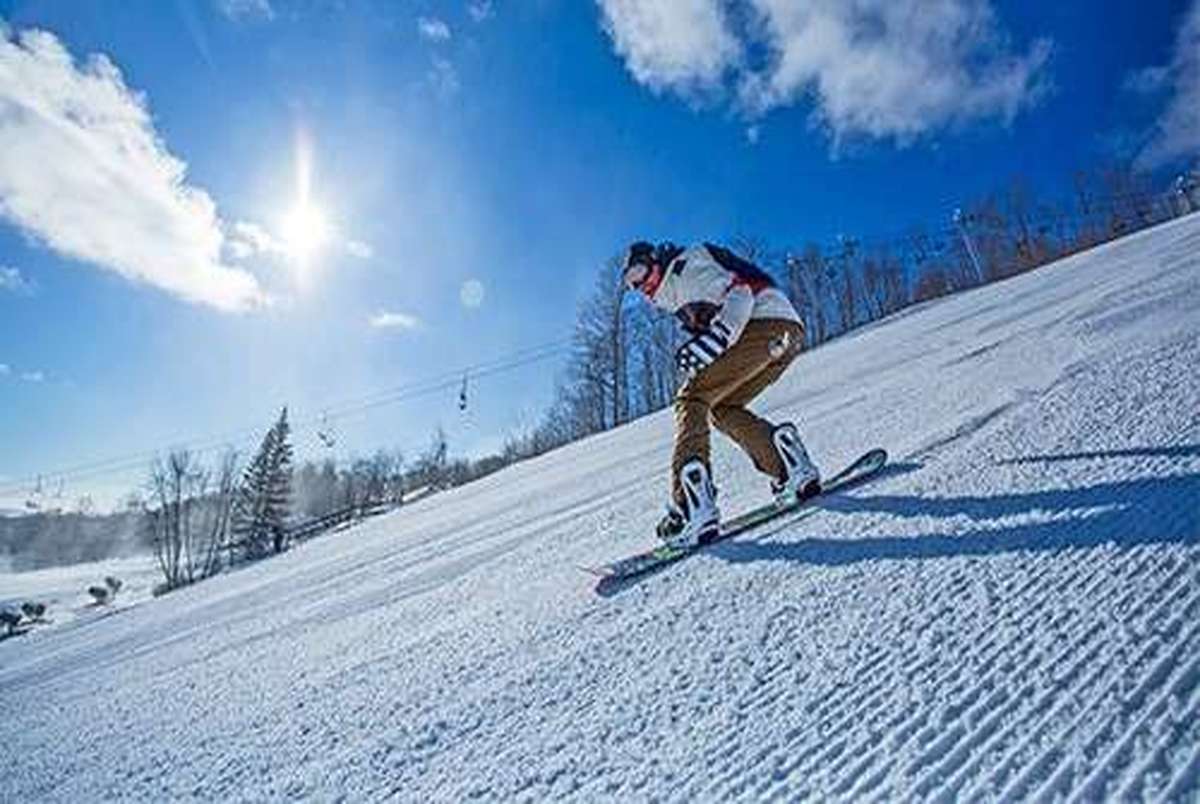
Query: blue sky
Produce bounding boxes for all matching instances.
[0,0,1197,509]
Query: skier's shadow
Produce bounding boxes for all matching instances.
[714,446,1200,568]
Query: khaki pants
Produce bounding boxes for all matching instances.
[672,319,805,503]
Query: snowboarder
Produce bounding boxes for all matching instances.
[621,241,822,549]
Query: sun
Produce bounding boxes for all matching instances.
[279,201,330,260]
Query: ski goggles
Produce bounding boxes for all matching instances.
[623,261,663,296]
[623,261,650,289]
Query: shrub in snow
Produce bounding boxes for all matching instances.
[87,576,123,605]
[20,602,46,621]
[0,609,22,636]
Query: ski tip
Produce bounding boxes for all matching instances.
[856,447,888,473]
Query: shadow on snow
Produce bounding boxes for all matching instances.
[715,449,1200,568]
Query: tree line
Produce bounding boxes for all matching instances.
[141,412,505,593]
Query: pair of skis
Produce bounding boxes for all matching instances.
[583,448,887,588]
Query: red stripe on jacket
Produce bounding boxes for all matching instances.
[728,275,772,294]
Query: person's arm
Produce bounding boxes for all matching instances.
[674,277,754,377]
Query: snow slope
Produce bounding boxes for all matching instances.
[2,214,1199,802]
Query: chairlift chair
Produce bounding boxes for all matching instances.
[317,413,337,448]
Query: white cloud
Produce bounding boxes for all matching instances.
[227,220,286,260]
[229,219,374,264]
[345,240,373,259]
[1135,0,1200,168]
[460,278,485,308]
[597,0,740,98]
[597,0,1051,146]
[468,1,495,23]
[0,363,9,375]
[741,0,1052,144]
[369,311,421,330]
[21,370,44,383]
[428,56,461,99]
[0,26,266,311]
[1124,66,1169,95]
[216,0,275,22]
[0,265,35,295]
[418,16,452,42]
[746,124,761,145]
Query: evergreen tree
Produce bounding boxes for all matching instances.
[232,407,294,559]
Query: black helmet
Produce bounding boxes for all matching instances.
[623,241,656,271]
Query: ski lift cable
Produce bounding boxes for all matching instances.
[300,343,566,424]
[0,338,572,496]
[301,340,566,420]
[1,341,569,495]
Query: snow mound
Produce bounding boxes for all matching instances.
[2,214,1199,801]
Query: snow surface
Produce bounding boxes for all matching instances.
[0,555,161,628]
[2,214,1199,801]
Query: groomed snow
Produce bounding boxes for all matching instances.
[2,214,1199,801]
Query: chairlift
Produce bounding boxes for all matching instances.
[458,372,469,412]
[316,413,337,449]
[24,475,43,511]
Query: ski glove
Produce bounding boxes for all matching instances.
[675,320,734,377]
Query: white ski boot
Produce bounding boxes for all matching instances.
[771,423,821,506]
[657,459,720,548]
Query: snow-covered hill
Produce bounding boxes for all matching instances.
[3,215,1199,801]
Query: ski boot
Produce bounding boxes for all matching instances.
[771,423,821,506]
[657,460,720,549]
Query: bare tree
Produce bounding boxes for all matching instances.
[148,450,193,590]
[786,245,833,345]
[567,257,631,433]
[413,427,449,491]
[626,302,678,416]
[730,234,769,262]
[196,450,239,579]
[146,449,238,590]
[1005,176,1039,271]
[861,246,907,318]
[364,450,404,507]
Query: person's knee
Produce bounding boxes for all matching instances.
[674,394,708,417]
[709,405,733,431]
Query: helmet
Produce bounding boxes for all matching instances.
[623,241,655,271]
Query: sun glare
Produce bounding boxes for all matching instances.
[279,201,330,260]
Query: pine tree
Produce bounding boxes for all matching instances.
[232,407,294,559]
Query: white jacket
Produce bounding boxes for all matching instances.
[648,243,801,345]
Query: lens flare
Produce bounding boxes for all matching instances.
[279,201,329,260]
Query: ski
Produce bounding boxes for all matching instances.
[584,448,887,586]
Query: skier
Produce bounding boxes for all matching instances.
[621,240,822,548]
